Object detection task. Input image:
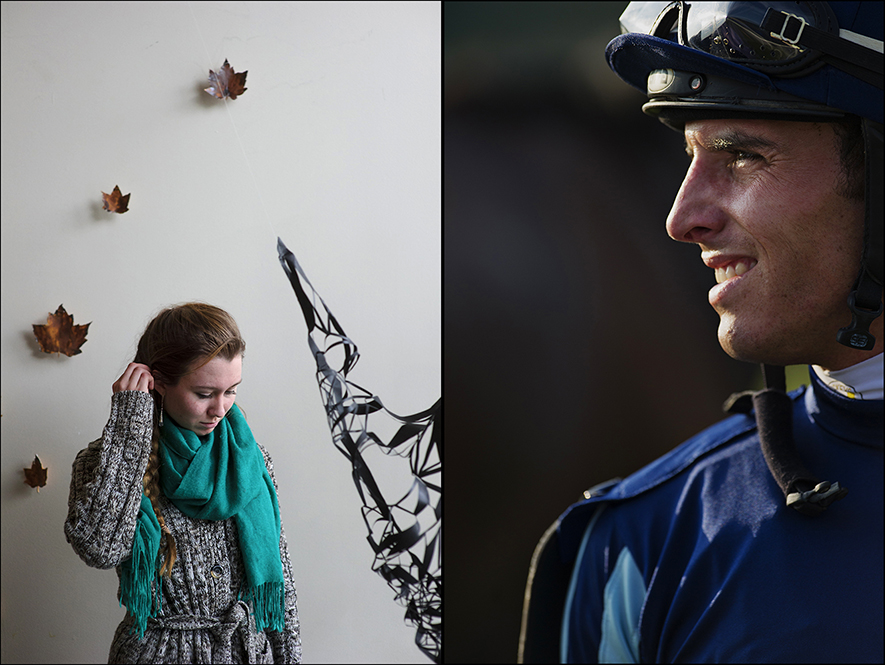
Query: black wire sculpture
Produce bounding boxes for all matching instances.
[277,238,441,662]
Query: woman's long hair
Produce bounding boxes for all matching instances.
[133,302,246,577]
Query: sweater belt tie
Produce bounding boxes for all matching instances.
[147,600,256,662]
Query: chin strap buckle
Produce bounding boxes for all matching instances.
[837,290,883,351]
[786,481,849,516]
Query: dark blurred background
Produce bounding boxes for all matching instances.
[444,2,809,662]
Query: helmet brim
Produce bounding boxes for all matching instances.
[606,32,883,125]
[606,33,775,94]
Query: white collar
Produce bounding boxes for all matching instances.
[812,353,884,400]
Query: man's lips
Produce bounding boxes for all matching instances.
[702,254,758,284]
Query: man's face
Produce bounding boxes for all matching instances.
[667,118,867,370]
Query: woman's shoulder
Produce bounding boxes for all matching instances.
[255,441,274,472]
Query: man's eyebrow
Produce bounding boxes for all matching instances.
[685,131,780,154]
[192,380,242,390]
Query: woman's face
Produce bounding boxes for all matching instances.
[155,355,242,434]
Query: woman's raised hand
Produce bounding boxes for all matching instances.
[112,363,155,394]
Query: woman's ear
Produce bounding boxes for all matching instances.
[152,371,167,397]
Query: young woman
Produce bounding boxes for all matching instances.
[65,302,302,663]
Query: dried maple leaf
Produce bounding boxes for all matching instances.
[101,185,130,213]
[205,59,248,99]
[24,455,48,491]
[33,304,91,356]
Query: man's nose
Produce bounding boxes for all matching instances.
[666,158,728,244]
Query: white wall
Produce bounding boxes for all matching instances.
[0,2,440,663]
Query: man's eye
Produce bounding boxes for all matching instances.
[728,150,762,165]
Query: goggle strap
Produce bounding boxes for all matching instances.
[839,29,884,55]
[819,54,883,90]
[761,8,884,87]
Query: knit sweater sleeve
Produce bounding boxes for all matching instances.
[258,442,303,663]
[64,390,155,570]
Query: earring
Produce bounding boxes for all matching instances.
[159,394,164,427]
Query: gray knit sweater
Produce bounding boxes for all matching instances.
[65,390,302,664]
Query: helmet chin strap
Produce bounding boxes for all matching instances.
[837,118,884,351]
[724,364,848,515]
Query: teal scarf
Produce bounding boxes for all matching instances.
[120,403,285,639]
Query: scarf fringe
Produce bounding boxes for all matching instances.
[240,581,285,633]
[120,529,161,640]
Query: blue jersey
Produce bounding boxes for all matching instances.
[551,370,883,663]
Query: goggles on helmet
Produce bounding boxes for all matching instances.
[619,1,883,87]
